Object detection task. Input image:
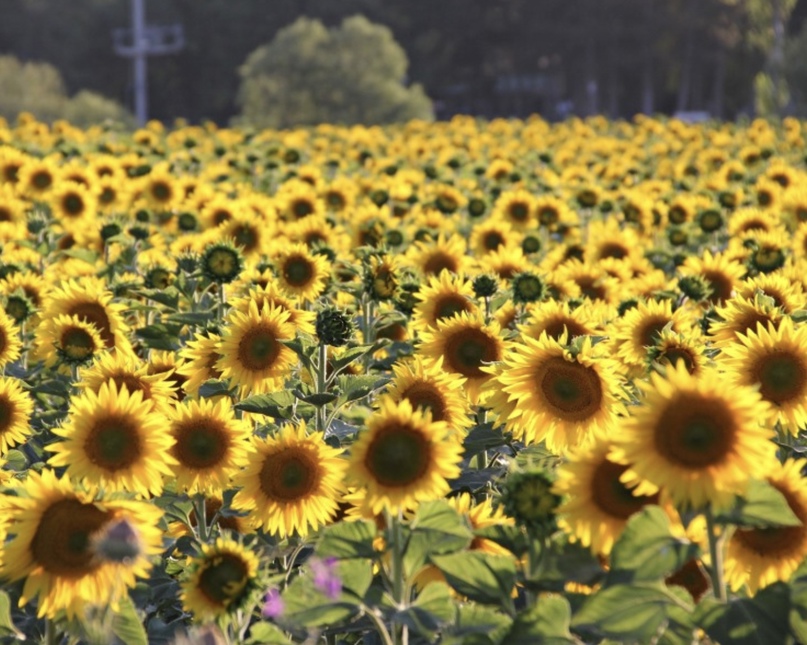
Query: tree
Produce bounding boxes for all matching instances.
[0,55,132,125]
[235,15,433,128]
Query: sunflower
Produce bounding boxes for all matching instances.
[492,190,536,229]
[555,435,662,555]
[168,397,250,495]
[0,307,21,370]
[47,381,177,496]
[272,242,330,302]
[178,332,225,398]
[40,278,133,354]
[146,350,189,401]
[17,157,59,199]
[478,245,532,281]
[709,294,784,346]
[228,284,316,336]
[180,537,260,621]
[385,356,472,435]
[469,217,516,256]
[609,299,684,373]
[647,329,709,376]
[737,274,805,314]
[556,260,622,304]
[725,459,807,594]
[613,363,777,511]
[486,333,626,453]
[1,469,163,618]
[216,301,298,396]
[77,352,177,414]
[219,212,271,259]
[412,271,478,330]
[0,376,32,456]
[678,250,745,305]
[448,493,515,556]
[721,317,807,433]
[50,181,98,228]
[232,420,346,538]
[34,314,105,371]
[519,300,600,341]
[141,165,181,211]
[406,233,470,277]
[418,312,505,404]
[347,397,463,515]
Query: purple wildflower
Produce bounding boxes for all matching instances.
[262,588,285,619]
[310,556,342,599]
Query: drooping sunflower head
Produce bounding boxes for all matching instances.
[181,538,260,621]
[614,363,777,511]
[232,420,346,538]
[418,312,505,404]
[347,397,463,515]
[201,239,244,284]
[499,467,561,538]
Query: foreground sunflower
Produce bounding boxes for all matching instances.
[216,302,298,396]
[347,397,463,515]
[418,312,505,404]
[725,459,807,594]
[1,469,163,618]
[232,420,346,538]
[721,317,807,433]
[0,376,34,456]
[34,314,106,371]
[486,333,626,452]
[555,436,661,555]
[180,537,260,622]
[168,398,251,495]
[613,363,777,511]
[47,381,177,496]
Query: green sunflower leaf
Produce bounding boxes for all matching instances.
[506,596,580,644]
[570,582,675,642]
[136,287,180,309]
[606,506,700,585]
[404,500,473,576]
[317,520,377,560]
[0,591,23,640]
[394,582,455,637]
[442,603,513,645]
[110,597,148,645]
[430,551,517,608]
[330,343,377,372]
[166,311,215,326]
[246,622,290,644]
[338,374,390,402]
[714,479,802,528]
[694,582,792,645]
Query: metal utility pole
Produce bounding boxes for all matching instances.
[113,0,184,125]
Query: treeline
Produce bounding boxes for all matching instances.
[1,0,806,123]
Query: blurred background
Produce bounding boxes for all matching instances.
[1,0,807,127]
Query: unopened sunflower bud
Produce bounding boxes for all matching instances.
[472,274,498,299]
[315,308,354,347]
[678,275,713,302]
[511,271,546,304]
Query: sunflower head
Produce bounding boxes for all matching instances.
[500,468,561,537]
[511,271,546,304]
[315,307,354,347]
[472,274,499,299]
[201,241,244,284]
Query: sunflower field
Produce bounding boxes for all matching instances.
[1,111,807,644]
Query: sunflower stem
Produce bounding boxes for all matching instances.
[705,505,727,602]
[44,618,58,645]
[317,341,328,434]
[388,510,408,645]
[361,606,395,645]
[217,283,227,321]
[193,494,210,543]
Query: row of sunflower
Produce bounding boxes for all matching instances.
[0,110,805,643]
